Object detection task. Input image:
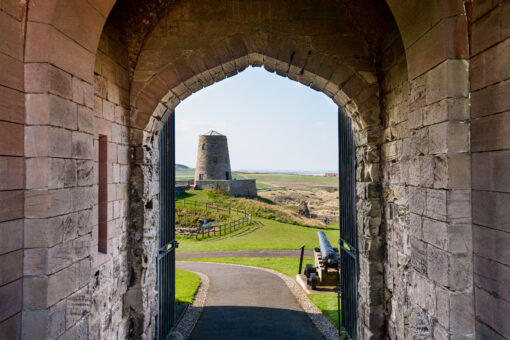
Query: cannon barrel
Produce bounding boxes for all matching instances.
[318,231,338,268]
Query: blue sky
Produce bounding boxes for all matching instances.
[175,67,338,172]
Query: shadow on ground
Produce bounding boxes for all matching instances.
[189,305,324,340]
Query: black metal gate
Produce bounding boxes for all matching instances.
[338,108,358,339]
[158,110,178,339]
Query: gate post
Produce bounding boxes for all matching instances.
[338,108,358,339]
[158,110,177,339]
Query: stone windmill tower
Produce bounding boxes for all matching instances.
[194,130,232,181]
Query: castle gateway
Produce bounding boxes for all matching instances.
[0,0,509,339]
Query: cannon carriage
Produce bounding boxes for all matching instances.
[303,231,340,289]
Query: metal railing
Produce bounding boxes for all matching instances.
[175,199,252,239]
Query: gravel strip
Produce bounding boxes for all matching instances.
[186,262,339,340]
[173,271,210,340]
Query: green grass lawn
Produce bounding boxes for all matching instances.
[308,294,340,329]
[236,172,338,186]
[175,269,202,304]
[180,257,314,278]
[177,217,338,252]
[177,190,324,228]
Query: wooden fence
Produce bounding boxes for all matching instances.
[175,199,252,239]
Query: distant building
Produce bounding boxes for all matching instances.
[195,130,232,181]
[324,172,338,177]
[193,130,256,197]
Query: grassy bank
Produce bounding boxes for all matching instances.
[176,216,338,252]
[176,191,339,252]
[176,269,202,304]
[178,190,322,228]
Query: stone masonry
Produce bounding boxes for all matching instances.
[0,0,509,339]
[194,179,257,197]
[194,130,232,182]
[193,130,256,197]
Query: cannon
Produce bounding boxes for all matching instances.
[318,231,338,269]
[302,231,339,290]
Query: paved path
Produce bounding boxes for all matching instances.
[176,249,314,259]
[177,262,324,340]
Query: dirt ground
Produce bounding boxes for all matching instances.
[259,187,339,218]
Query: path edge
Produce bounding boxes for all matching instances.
[180,261,339,340]
[173,270,210,340]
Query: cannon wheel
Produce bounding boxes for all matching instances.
[310,273,317,290]
[304,263,314,278]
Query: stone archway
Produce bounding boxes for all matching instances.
[125,1,393,337]
[7,0,475,339]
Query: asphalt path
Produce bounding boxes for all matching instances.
[176,249,314,259]
[177,262,324,340]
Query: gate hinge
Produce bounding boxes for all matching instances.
[158,240,179,255]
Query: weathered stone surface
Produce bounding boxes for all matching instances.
[425,189,447,221]
[0,156,23,190]
[435,286,450,329]
[406,304,432,339]
[0,313,21,339]
[409,186,426,215]
[24,217,64,248]
[72,131,94,159]
[0,219,23,255]
[47,264,79,307]
[410,237,427,274]
[450,292,475,337]
[25,157,48,189]
[474,225,510,265]
[49,94,77,129]
[427,245,448,286]
[25,125,48,157]
[22,300,66,339]
[0,250,22,286]
[60,315,89,340]
[473,190,510,232]
[66,286,91,327]
[423,218,448,250]
[77,160,94,186]
[48,127,72,158]
[475,287,510,336]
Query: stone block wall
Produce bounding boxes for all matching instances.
[0,1,24,337]
[90,20,131,339]
[194,179,257,197]
[21,0,100,337]
[471,1,510,338]
[6,0,510,339]
[382,1,474,338]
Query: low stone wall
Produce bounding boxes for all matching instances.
[194,179,257,197]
